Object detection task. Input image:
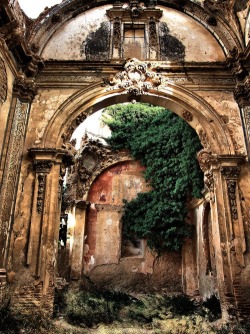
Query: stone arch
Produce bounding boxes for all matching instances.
[28,0,242,56]
[41,82,235,156]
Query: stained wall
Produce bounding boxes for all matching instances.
[84,160,182,292]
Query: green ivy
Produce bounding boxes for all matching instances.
[103,103,203,252]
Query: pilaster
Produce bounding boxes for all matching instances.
[24,147,74,313]
[0,78,36,268]
[197,150,247,319]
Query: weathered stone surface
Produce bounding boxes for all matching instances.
[0,0,250,320]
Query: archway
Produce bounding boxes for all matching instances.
[27,78,245,317]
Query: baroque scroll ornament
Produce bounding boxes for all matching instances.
[109,58,163,95]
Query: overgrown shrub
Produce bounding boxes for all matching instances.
[0,302,52,334]
[153,315,218,334]
[124,293,197,324]
[65,289,134,327]
[103,103,203,252]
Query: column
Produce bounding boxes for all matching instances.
[70,200,90,280]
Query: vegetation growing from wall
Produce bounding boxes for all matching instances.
[103,103,204,252]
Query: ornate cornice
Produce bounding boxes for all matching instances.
[29,145,76,167]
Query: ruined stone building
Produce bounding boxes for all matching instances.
[0,0,250,320]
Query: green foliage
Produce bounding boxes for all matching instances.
[103,103,203,252]
[125,293,196,324]
[65,289,134,328]
[0,302,53,334]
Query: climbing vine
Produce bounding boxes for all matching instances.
[103,103,203,252]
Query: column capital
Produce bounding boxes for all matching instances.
[13,77,37,102]
[29,146,75,167]
[217,155,245,169]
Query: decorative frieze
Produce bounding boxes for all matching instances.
[34,160,53,174]
[242,106,250,157]
[227,180,238,220]
[37,175,46,214]
[76,112,87,126]
[220,166,241,180]
[113,18,121,49]
[0,99,29,266]
[0,58,7,103]
[33,160,53,214]
[0,99,29,223]
[221,166,241,221]
[149,18,158,49]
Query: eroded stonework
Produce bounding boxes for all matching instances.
[0,0,250,320]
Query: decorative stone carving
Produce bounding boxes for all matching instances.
[33,160,53,213]
[13,77,37,102]
[197,149,217,192]
[227,180,238,220]
[108,58,163,95]
[76,112,87,126]
[198,129,211,149]
[220,166,241,180]
[0,19,24,49]
[197,149,217,172]
[37,175,46,214]
[113,18,121,49]
[182,110,193,122]
[242,106,250,150]
[0,99,29,265]
[221,166,241,221]
[0,58,7,103]
[34,160,53,174]
[149,18,158,48]
[65,136,131,202]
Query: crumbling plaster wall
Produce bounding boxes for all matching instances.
[42,5,225,62]
[26,88,77,147]
[42,6,111,60]
[196,91,246,155]
[84,160,182,292]
[158,6,225,62]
